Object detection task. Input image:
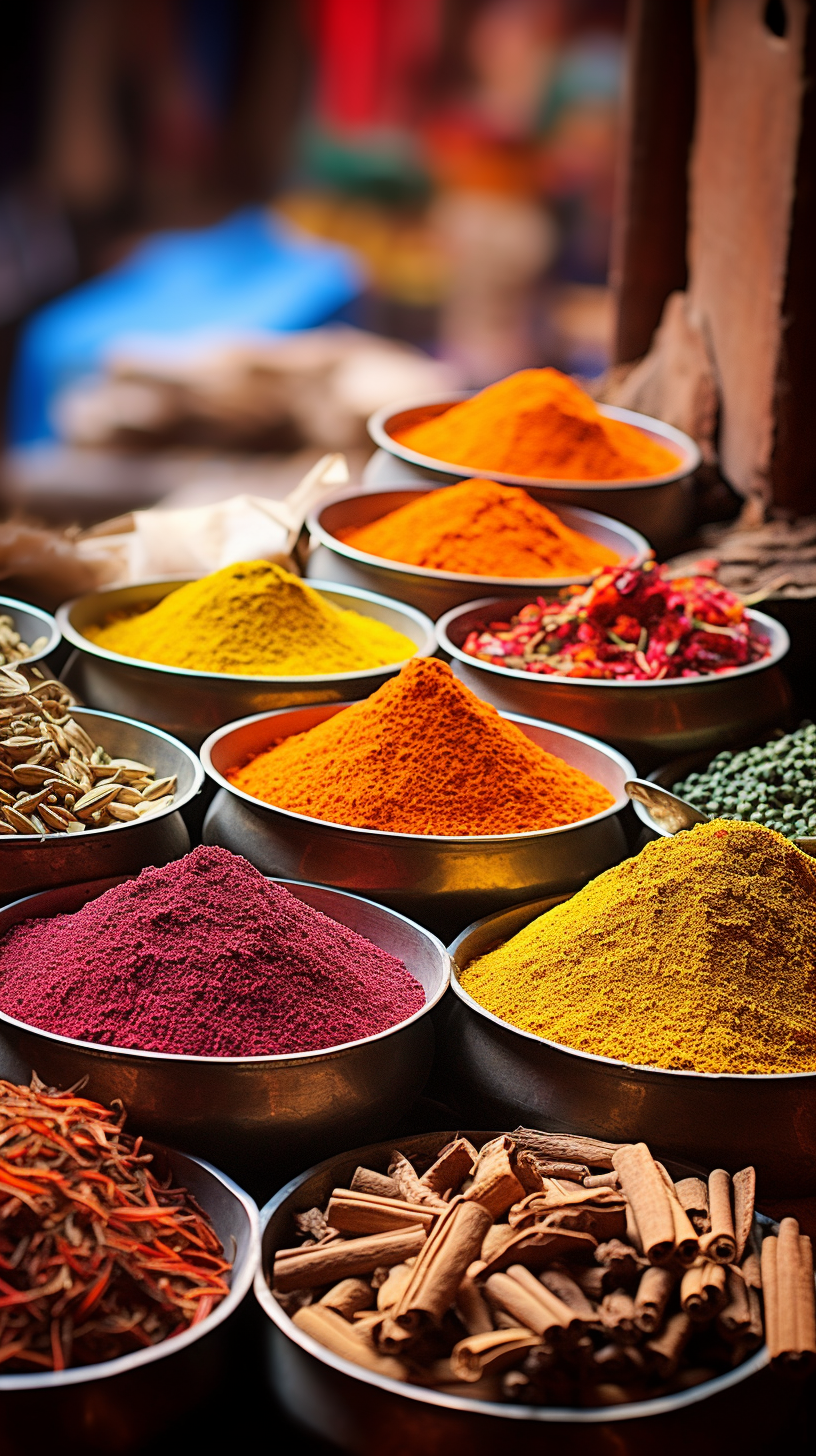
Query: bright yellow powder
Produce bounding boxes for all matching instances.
[84,561,418,676]
[459,820,816,1074]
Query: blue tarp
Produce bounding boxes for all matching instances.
[9,208,365,446]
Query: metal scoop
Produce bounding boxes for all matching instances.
[625,777,816,855]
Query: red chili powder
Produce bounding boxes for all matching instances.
[0,847,425,1056]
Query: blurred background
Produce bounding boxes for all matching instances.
[0,0,625,524]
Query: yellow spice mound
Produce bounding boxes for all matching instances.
[459,820,816,1074]
[84,561,417,676]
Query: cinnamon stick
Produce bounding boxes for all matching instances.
[318,1278,374,1319]
[326,1189,436,1236]
[674,1177,709,1234]
[478,1225,598,1277]
[599,1290,638,1343]
[798,1235,816,1364]
[611,1144,675,1264]
[274,1224,427,1292]
[389,1152,447,1209]
[760,1234,779,1355]
[717,1266,750,1338]
[645,1311,692,1377]
[418,1138,476,1195]
[634,1265,675,1334]
[350,1166,400,1199]
[656,1163,699,1264]
[538,1268,596,1319]
[732,1167,756,1262]
[584,1171,620,1190]
[515,1151,589,1188]
[449,1328,540,1381]
[293,1305,408,1380]
[701,1169,736,1263]
[513,1127,622,1170]
[464,1137,525,1218]
[376,1262,414,1312]
[455,1271,494,1334]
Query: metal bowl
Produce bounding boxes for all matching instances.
[0,707,203,903]
[367,395,702,554]
[56,578,437,749]
[439,898,816,1197]
[255,1131,789,1456]
[436,598,792,771]
[0,593,60,670]
[200,705,635,941]
[305,487,651,620]
[0,1142,259,1455]
[0,877,449,1198]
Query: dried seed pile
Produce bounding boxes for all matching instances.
[0,667,175,837]
[0,1075,232,1371]
[0,613,49,667]
[272,1127,816,1408]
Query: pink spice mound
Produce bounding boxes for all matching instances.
[0,846,425,1056]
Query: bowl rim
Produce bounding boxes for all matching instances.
[0,593,61,667]
[436,600,790,691]
[448,892,816,1084]
[254,1134,768,1425]
[367,393,703,492]
[0,875,450,1065]
[56,577,437,685]
[306,486,652,590]
[199,703,635,844]
[0,705,205,844]
[0,1143,259,1390]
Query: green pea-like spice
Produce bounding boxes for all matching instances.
[674,722,816,839]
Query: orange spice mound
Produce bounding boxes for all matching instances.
[227,657,614,836]
[338,479,620,578]
[393,368,680,482]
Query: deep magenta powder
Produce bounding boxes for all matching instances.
[0,846,425,1056]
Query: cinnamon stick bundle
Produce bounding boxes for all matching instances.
[484,1265,580,1338]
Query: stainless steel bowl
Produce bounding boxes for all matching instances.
[367,395,702,554]
[0,877,449,1196]
[436,598,792,771]
[200,704,635,940]
[0,707,203,902]
[56,578,437,749]
[305,487,651,619]
[0,1142,259,1455]
[255,1131,789,1456]
[440,898,816,1197]
[0,593,60,670]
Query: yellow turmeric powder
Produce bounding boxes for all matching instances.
[458,820,816,1074]
[84,561,417,675]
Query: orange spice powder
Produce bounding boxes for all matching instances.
[338,479,620,578]
[227,657,614,836]
[393,368,679,482]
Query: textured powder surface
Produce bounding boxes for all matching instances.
[338,479,619,578]
[394,369,679,481]
[228,657,614,835]
[459,820,816,1074]
[84,561,416,675]
[0,847,425,1055]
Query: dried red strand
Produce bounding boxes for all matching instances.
[0,1076,232,1371]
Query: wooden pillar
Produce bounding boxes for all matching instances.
[610,0,696,365]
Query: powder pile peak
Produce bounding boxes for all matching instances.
[338,479,620,578]
[0,846,425,1056]
[228,656,614,835]
[394,368,679,482]
[84,560,416,676]
[459,819,816,1074]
